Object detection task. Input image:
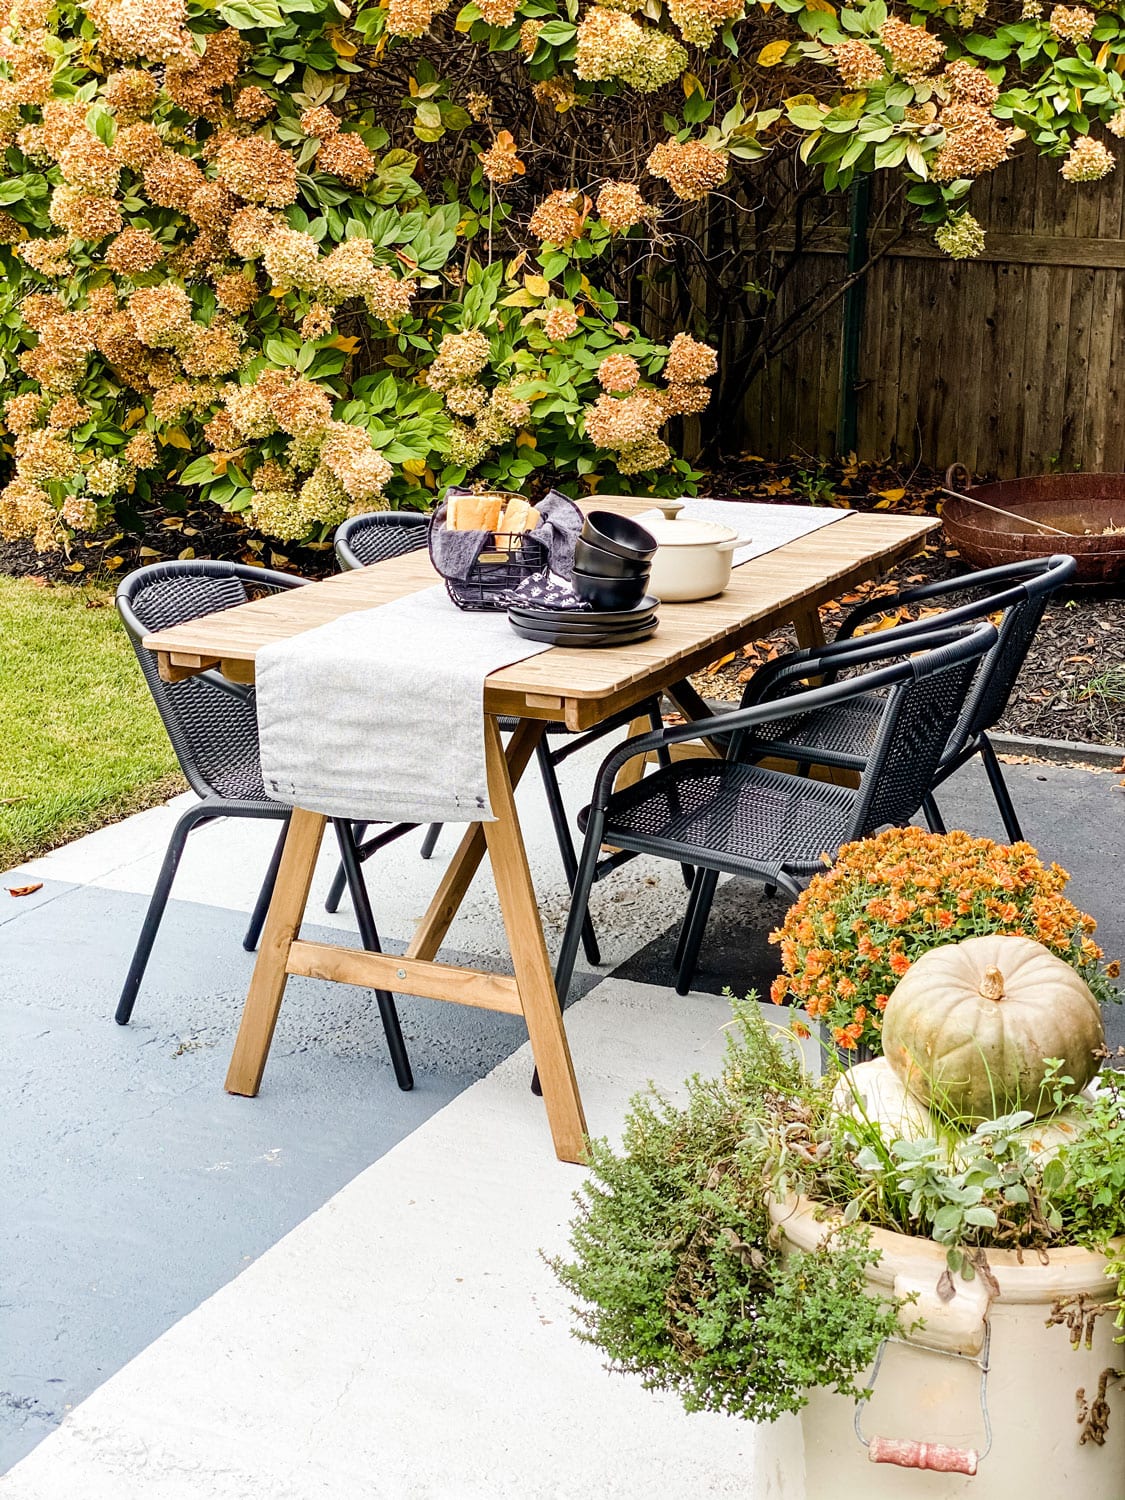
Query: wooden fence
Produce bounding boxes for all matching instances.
[741,149,1125,478]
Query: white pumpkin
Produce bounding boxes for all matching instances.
[880,934,1104,1124]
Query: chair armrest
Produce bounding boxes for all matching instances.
[834,561,1047,641]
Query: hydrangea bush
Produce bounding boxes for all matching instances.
[0,0,1123,546]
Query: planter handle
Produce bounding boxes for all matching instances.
[855,1322,992,1474]
[867,1437,978,1475]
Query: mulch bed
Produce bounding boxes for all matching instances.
[3,456,1122,749]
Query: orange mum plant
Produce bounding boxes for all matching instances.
[769,827,1119,1057]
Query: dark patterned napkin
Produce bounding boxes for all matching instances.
[503,570,592,611]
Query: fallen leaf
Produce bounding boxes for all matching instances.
[7,883,43,897]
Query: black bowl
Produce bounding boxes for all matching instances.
[572,568,651,610]
[582,510,657,562]
[573,535,651,579]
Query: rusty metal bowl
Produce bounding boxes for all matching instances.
[942,468,1125,585]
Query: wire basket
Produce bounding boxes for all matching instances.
[429,492,549,612]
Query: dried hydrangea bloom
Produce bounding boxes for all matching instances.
[478,0,517,21]
[215,137,298,207]
[19,292,65,330]
[647,138,727,200]
[445,421,489,468]
[1108,108,1125,139]
[105,226,165,275]
[931,103,1011,179]
[616,434,670,473]
[300,105,340,138]
[58,136,120,194]
[596,181,649,232]
[61,493,99,530]
[533,77,579,110]
[128,283,195,348]
[95,311,150,387]
[0,211,23,244]
[261,227,320,290]
[584,390,665,448]
[0,476,54,543]
[316,131,377,187]
[164,27,244,117]
[4,391,44,432]
[234,87,274,122]
[124,431,159,468]
[386,0,433,38]
[933,211,986,258]
[15,428,82,482]
[228,207,278,260]
[479,130,524,185]
[575,7,640,81]
[834,39,885,89]
[362,265,416,321]
[1061,135,1116,181]
[1021,0,1042,15]
[597,354,641,392]
[202,409,240,450]
[528,189,586,245]
[321,421,394,503]
[518,19,541,54]
[476,384,530,444]
[40,100,90,158]
[85,455,129,495]
[250,487,313,541]
[213,271,258,315]
[187,182,242,233]
[297,465,349,528]
[265,374,334,439]
[103,0,193,61]
[444,382,489,417]
[50,187,123,242]
[466,90,492,119]
[115,123,164,171]
[143,152,206,211]
[543,304,579,341]
[46,395,90,431]
[223,381,277,439]
[1049,4,1095,41]
[661,381,711,415]
[941,59,999,108]
[665,331,717,383]
[426,329,491,390]
[180,322,244,377]
[299,302,334,341]
[620,29,687,91]
[665,0,743,48]
[879,17,944,80]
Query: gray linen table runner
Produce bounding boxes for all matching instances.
[256,585,551,824]
[636,498,846,565]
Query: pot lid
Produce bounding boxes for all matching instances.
[646,516,738,547]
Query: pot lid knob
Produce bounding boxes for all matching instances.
[656,499,685,520]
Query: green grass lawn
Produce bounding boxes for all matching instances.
[0,576,183,872]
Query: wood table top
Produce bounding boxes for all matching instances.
[144,501,938,731]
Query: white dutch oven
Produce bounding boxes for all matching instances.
[644,500,746,602]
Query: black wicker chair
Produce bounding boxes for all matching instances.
[329,510,665,967]
[553,621,998,1007]
[735,554,1077,843]
[114,560,414,1090]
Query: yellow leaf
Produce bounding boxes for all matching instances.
[402,457,428,476]
[500,290,540,307]
[210,454,229,476]
[327,24,358,55]
[64,560,85,572]
[123,406,146,431]
[516,430,536,448]
[161,516,184,529]
[758,39,790,67]
[139,546,161,557]
[523,274,551,297]
[682,72,703,97]
[163,428,192,451]
[785,93,819,109]
[805,0,836,12]
[270,287,288,299]
[104,555,124,571]
[327,334,360,353]
[178,546,196,560]
[877,487,906,502]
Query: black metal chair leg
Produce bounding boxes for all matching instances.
[979,735,1025,843]
[324,820,368,915]
[420,823,442,859]
[331,820,414,1092]
[675,868,720,996]
[116,803,210,1024]
[243,816,290,951]
[921,793,947,835]
[537,738,602,966]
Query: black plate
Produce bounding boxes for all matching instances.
[510,619,658,648]
[508,595,658,628]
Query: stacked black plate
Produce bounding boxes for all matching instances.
[508,594,659,647]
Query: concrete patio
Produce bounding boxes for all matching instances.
[1,742,1121,1497]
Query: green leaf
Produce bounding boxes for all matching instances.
[179,456,217,485]
[537,18,577,42]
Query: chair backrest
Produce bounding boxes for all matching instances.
[846,621,997,837]
[116,560,304,802]
[334,511,428,571]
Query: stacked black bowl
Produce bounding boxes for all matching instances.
[508,510,660,647]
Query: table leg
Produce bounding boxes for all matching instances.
[481,716,587,1164]
[792,604,827,651]
[405,716,544,964]
[225,807,326,1097]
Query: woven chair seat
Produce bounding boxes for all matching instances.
[581,760,858,880]
[745,689,887,763]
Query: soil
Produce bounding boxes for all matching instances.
[3,456,1122,749]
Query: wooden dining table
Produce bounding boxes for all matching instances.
[143,500,937,1164]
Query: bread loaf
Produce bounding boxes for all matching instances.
[446,493,505,531]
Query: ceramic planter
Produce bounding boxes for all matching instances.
[770,1195,1124,1497]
